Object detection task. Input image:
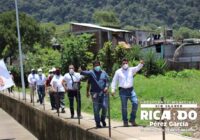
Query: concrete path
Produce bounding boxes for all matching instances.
[0,108,37,140]
[1,91,198,140]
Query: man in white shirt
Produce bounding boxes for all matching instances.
[111,58,144,127]
[63,65,82,118]
[50,68,66,113]
[36,68,46,104]
[27,69,37,103]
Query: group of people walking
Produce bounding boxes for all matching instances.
[27,58,144,128]
[28,68,46,104]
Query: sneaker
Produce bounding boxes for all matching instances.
[101,121,106,127]
[61,109,65,113]
[123,122,129,127]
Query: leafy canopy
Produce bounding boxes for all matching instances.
[61,34,94,72]
[0,11,54,62]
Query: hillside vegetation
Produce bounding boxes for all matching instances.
[0,0,199,29]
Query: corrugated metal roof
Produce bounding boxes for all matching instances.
[71,22,130,32]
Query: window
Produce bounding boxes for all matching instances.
[155,44,161,53]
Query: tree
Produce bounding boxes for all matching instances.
[97,41,115,75]
[0,11,52,63]
[174,27,200,40]
[98,42,142,75]
[24,43,61,74]
[61,34,94,72]
[92,10,120,27]
[113,44,128,64]
[1,0,200,29]
[39,22,56,47]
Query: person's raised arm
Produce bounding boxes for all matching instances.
[80,70,91,76]
[79,67,91,76]
[131,60,144,73]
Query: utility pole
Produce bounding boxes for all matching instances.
[15,0,26,100]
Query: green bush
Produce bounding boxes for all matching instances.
[142,50,167,76]
[176,69,200,78]
[165,71,177,78]
[126,45,141,61]
[165,69,200,79]
[177,70,191,78]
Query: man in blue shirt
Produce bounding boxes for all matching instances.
[80,61,109,128]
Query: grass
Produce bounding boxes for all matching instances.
[182,132,193,137]
[64,70,200,125]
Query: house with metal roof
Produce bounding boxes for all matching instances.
[70,22,132,54]
[141,38,200,70]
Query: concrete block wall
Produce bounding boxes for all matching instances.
[0,93,109,140]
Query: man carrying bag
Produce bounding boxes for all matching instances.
[63,65,82,118]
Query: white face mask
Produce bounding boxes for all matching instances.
[38,72,42,75]
[122,64,129,70]
[69,69,74,74]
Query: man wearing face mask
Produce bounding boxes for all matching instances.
[35,68,46,105]
[111,58,144,127]
[63,65,82,118]
[80,61,109,128]
[50,68,66,113]
[28,69,37,103]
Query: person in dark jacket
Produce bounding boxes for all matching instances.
[80,61,109,128]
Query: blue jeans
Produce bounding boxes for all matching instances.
[37,85,45,104]
[91,92,108,125]
[119,88,138,123]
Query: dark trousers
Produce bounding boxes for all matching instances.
[49,91,56,108]
[67,90,81,116]
[37,85,45,104]
[55,92,65,109]
[8,86,13,93]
